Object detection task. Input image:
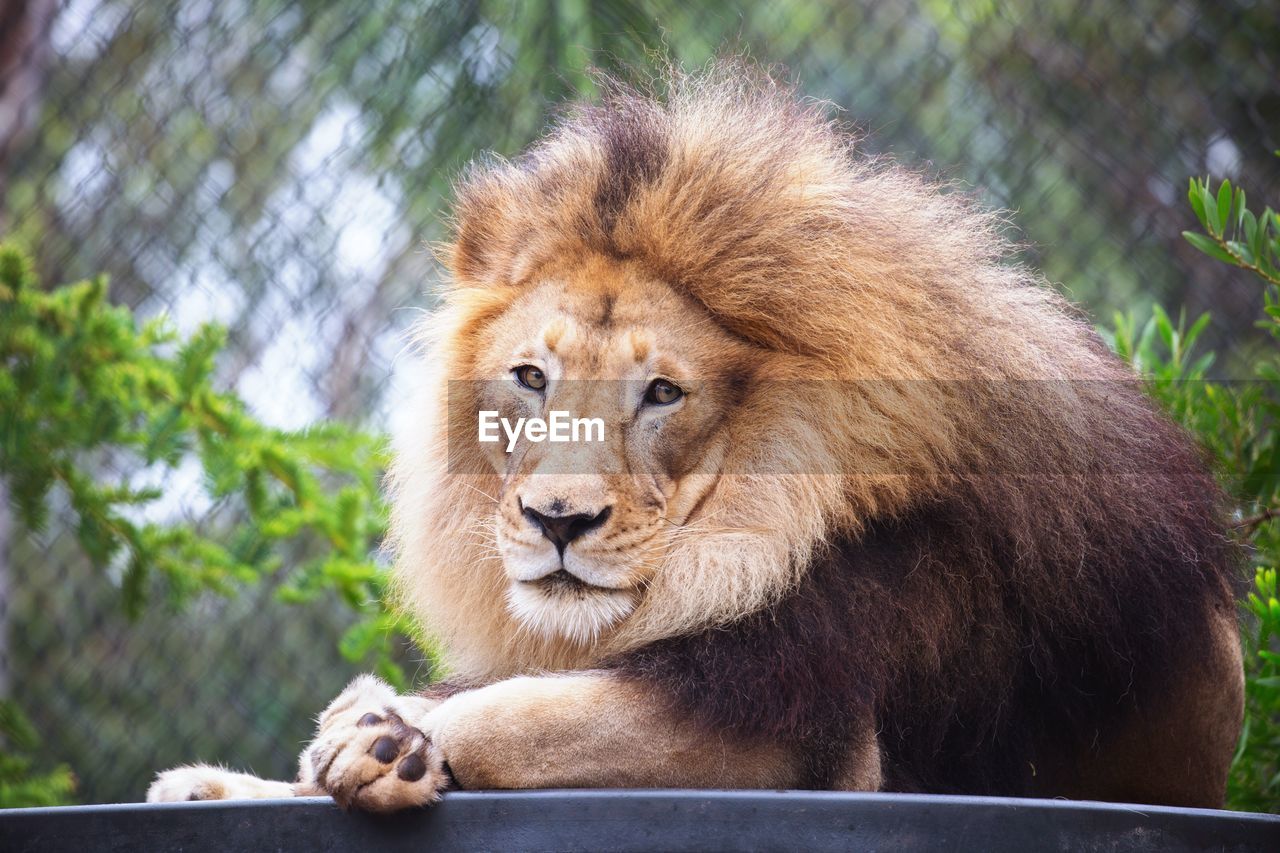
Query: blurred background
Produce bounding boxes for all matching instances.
[1,0,1277,805]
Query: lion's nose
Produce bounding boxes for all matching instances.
[522,504,612,555]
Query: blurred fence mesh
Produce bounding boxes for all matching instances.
[1,0,1277,804]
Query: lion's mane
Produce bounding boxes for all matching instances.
[390,63,1239,793]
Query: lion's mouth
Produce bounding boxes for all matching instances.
[524,568,601,594]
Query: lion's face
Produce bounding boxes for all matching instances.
[464,255,757,643]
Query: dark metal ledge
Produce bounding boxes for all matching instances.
[2,791,1278,852]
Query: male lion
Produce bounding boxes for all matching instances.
[149,65,1243,811]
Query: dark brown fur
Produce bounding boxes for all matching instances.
[590,100,669,242]
[614,377,1240,797]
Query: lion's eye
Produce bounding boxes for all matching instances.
[513,364,546,391]
[644,378,683,405]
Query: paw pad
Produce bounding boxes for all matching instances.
[397,754,426,782]
[372,735,400,764]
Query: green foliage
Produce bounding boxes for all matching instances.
[1183,174,1280,288]
[0,240,422,805]
[1107,164,1280,812]
[0,701,76,808]
[1238,565,1280,811]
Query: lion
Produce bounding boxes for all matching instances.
[148,63,1243,811]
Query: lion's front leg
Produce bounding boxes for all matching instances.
[424,673,822,790]
[148,674,448,810]
[296,674,449,811]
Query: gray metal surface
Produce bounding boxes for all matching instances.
[2,791,1278,852]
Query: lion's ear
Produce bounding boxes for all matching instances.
[446,174,574,289]
[449,129,610,288]
[448,156,591,292]
[445,170,520,286]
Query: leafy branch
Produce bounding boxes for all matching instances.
[1183,167,1280,289]
[0,701,76,808]
[0,243,418,688]
[1238,506,1280,534]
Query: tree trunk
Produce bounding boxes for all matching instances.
[0,0,57,230]
[0,0,56,694]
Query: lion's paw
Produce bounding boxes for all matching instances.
[147,764,295,802]
[301,675,448,812]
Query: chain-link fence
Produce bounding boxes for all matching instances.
[1,0,1277,805]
